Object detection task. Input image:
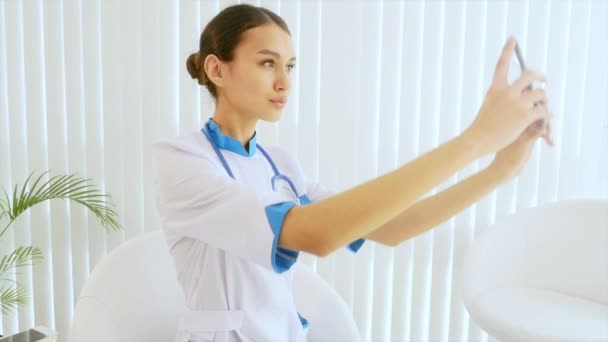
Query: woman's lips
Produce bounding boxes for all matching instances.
[270,99,286,108]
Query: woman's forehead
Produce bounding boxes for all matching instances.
[237,24,295,60]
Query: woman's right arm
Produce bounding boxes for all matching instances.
[279,36,551,257]
[281,131,483,256]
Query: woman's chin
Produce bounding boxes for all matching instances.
[261,111,283,123]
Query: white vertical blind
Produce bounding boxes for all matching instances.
[1,0,606,341]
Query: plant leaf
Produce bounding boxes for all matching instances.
[0,282,28,314]
[0,246,44,276]
[0,172,123,240]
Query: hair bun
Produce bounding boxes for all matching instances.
[186,52,208,86]
[186,52,200,79]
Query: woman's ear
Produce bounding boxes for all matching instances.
[204,54,225,87]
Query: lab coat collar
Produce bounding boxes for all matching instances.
[206,119,257,157]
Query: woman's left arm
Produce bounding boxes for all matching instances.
[366,116,553,247]
[363,166,508,246]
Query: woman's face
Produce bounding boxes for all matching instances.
[219,24,296,122]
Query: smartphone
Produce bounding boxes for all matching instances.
[514,42,545,128]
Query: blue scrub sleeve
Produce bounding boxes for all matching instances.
[265,202,299,273]
[347,238,365,253]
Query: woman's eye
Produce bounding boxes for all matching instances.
[287,64,296,72]
[262,60,274,68]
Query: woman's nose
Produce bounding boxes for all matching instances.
[275,69,291,92]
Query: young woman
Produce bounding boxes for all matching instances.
[152,4,553,342]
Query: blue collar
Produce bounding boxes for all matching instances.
[205,119,257,157]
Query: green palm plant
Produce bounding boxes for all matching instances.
[0,171,122,314]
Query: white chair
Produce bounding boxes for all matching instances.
[70,231,360,342]
[461,199,608,342]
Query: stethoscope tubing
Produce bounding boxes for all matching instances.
[201,122,300,200]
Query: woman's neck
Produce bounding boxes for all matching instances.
[211,106,257,149]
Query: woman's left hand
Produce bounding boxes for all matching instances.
[488,106,554,180]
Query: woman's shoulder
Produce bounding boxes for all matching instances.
[151,131,230,188]
[152,130,215,160]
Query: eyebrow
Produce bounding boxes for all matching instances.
[256,49,296,62]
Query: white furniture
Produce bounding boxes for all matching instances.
[70,231,360,342]
[462,199,608,342]
[0,326,57,342]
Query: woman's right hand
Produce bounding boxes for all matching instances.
[464,36,553,156]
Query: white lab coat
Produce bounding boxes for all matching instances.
[152,125,364,342]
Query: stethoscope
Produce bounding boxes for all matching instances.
[201,120,301,204]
